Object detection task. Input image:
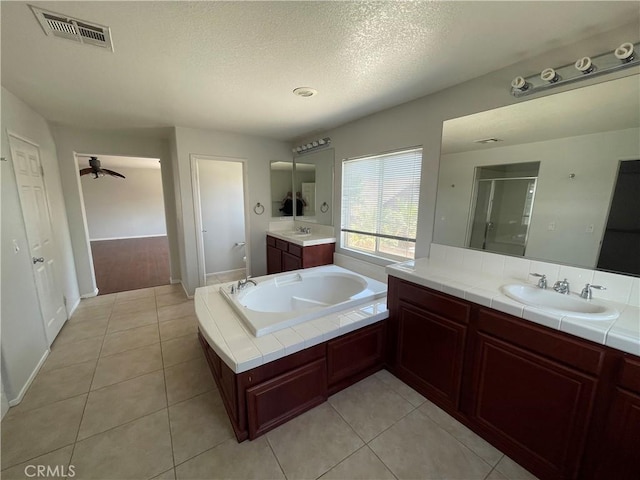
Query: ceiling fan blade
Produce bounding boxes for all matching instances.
[79,168,94,176]
[103,169,126,179]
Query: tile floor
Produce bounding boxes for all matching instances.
[1,284,538,480]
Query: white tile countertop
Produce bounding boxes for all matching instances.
[386,255,640,357]
[195,282,387,373]
[267,230,336,247]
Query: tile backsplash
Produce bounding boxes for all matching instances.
[429,243,639,307]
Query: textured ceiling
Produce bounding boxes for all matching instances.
[1,1,639,141]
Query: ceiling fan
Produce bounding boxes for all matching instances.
[79,156,125,179]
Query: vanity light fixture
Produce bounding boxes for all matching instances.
[510,41,640,97]
[292,137,331,155]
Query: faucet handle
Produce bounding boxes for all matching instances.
[580,283,605,299]
[529,273,547,289]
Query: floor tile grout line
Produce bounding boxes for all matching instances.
[158,292,178,472]
[265,435,289,480]
[0,442,77,473]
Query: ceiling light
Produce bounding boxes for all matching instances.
[293,137,331,155]
[615,42,634,62]
[293,87,317,98]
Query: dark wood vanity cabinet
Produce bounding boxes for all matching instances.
[391,280,470,411]
[199,322,385,441]
[266,235,334,274]
[386,275,638,480]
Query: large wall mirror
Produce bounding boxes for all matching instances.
[292,147,334,225]
[433,74,640,276]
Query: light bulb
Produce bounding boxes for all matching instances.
[615,42,634,62]
[312,141,319,147]
[541,68,559,83]
[511,76,529,91]
[575,57,594,74]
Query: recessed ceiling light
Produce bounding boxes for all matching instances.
[293,87,317,98]
[474,138,502,144]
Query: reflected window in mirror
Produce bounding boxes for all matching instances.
[434,75,640,276]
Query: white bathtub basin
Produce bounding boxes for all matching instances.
[220,265,387,336]
[501,284,618,321]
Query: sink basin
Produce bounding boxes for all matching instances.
[501,284,619,321]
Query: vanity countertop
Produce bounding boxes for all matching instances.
[387,257,640,357]
[195,283,387,373]
[267,230,336,247]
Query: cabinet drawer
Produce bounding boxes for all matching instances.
[396,280,470,324]
[476,307,605,375]
[275,238,289,251]
[288,243,303,258]
[266,235,276,247]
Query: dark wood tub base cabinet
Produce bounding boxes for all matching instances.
[198,322,385,442]
[386,276,640,480]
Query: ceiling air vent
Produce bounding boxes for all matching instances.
[30,5,113,51]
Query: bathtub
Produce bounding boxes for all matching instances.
[219,265,387,337]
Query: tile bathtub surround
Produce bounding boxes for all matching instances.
[1,284,539,480]
[396,244,640,356]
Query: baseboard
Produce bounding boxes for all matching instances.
[8,349,50,407]
[67,296,81,317]
[170,277,181,285]
[206,267,245,277]
[180,281,194,300]
[80,288,99,299]
[90,234,167,241]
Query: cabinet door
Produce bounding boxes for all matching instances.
[246,358,327,439]
[395,302,467,410]
[267,245,282,274]
[327,322,385,392]
[593,357,640,480]
[471,332,597,479]
[282,251,302,272]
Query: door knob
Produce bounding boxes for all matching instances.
[32,257,45,264]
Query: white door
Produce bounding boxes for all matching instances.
[192,156,249,285]
[8,134,67,345]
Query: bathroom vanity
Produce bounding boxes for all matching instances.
[266,233,335,274]
[385,257,639,480]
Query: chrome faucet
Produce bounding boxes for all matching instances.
[237,275,257,290]
[530,273,547,289]
[553,278,570,295]
[297,226,311,234]
[580,283,606,300]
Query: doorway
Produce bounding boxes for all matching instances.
[77,154,170,294]
[191,155,249,286]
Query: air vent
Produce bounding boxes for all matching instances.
[30,6,113,51]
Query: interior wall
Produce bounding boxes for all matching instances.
[81,165,167,240]
[312,22,639,267]
[1,87,78,402]
[435,128,640,268]
[49,125,179,295]
[173,126,292,295]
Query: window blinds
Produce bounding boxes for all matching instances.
[341,147,422,259]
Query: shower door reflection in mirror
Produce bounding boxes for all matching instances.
[468,162,539,256]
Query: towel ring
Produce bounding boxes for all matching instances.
[253,202,265,215]
[320,202,329,213]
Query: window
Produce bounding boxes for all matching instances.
[341,147,422,260]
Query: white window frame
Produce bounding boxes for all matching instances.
[340,147,422,262]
